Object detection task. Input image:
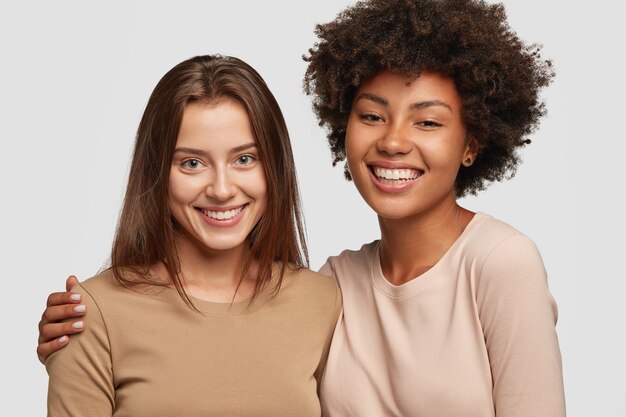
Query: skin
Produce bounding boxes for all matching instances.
[37,275,84,363]
[37,70,478,360]
[37,98,268,362]
[166,98,267,303]
[346,70,477,284]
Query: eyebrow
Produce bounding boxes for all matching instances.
[355,93,388,106]
[411,100,452,112]
[174,143,257,157]
[355,93,452,112]
[231,143,257,153]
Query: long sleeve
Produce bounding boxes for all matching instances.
[46,283,114,416]
[313,277,342,393]
[476,235,566,417]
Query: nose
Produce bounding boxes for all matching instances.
[205,167,236,201]
[376,124,412,156]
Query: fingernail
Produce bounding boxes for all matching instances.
[69,294,81,302]
[58,336,68,343]
[72,321,84,329]
[74,305,86,313]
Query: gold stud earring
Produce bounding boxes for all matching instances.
[463,156,473,167]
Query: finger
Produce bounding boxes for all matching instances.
[46,291,82,307]
[40,303,86,327]
[38,321,85,345]
[65,275,79,292]
[37,336,69,364]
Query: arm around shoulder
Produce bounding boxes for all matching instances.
[476,234,566,417]
[46,282,114,416]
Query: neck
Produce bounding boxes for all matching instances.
[378,194,474,285]
[154,233,258,303]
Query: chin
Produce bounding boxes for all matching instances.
[366,202,413,221]
[199,236,248,252]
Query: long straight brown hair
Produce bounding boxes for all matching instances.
[110,55,309,309]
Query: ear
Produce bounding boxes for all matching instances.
[461,137,479,167]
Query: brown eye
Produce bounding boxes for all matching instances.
[236,155,256,166]
[360,114,383,122]
[418,120,442,128]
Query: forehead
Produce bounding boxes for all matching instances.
[355,69,461,108]
[177,99,256,149]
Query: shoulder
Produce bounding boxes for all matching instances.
[71,269,118,304]
[284,266,339,299]
[46,272,118,366]
[281,266,342,313]
[75,269,133,305]
[66,270,121,328]
[74,269,154,317]
[318,241,379,278]
[465,213,547,289]
[463,213,542,267]
[78,269,118,294]
[465,213,528,248]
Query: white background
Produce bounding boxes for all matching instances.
[1,1,624,415]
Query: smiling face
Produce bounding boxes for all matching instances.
[345,70,477,221]
[168,98,267,254]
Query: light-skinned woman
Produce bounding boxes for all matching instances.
[44,54,340,417]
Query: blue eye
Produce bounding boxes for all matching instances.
[182,159,201,169]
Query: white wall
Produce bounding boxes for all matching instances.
[1,1,623,415]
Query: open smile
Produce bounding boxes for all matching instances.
[367,165,423,192]
[371,166,422,182]
[195,204,248,226]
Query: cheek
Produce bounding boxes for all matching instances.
[244,167,268,206]
[168,171,203,205]
[344,126,366,166]
[421,136,465,169]
[168,172,186,204]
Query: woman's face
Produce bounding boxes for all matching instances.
[168,98,267,254]
[345,69,476,221]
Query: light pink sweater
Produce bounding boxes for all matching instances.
[319,212,565,417]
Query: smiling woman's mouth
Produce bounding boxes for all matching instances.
[369,166,423,184]
[197,204,247,221]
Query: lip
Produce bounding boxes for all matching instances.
[367,163,423,193]
[196,204,248,227]
[367,160,422,170]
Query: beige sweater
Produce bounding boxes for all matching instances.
[46,267,341,417]
[319,212,565,417]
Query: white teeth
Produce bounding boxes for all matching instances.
[373,167,420,181]
[201,206,244,220]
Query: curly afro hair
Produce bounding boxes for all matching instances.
[303,0,554,197]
